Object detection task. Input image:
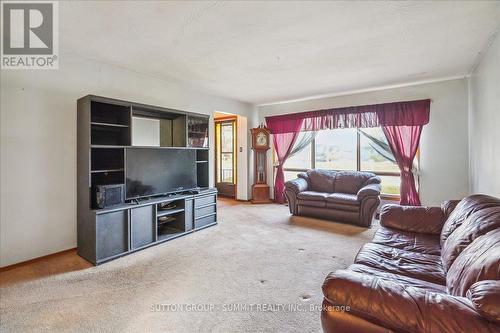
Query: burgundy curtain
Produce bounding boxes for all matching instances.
[382,125,422,206]
[265,99,430,133]
[265,99,430,206]
[265,117,304,203]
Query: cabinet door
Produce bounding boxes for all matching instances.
[96,210,128,261]
[187,116,209,148]
[131,205,155,249]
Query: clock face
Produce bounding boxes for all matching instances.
[256,132,267,146]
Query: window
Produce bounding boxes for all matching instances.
[216,120,236,183]
[281,127,410,196]
[284,132,312,170]
[359,127,399,173]
[315,129,357,171]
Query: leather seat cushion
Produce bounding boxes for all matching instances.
[372,226,442,255]
[326,193,359,205]
[347,263,447,292]
[326,203,359,212]
[354,242,446,285]
[297,191,329,201]
[298,199,326,208]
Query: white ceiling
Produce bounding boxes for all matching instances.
[61,1,500,104]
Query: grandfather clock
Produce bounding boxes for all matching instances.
[250,125,271,203]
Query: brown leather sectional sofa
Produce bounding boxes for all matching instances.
[284,169,381,227]
[321,194,500,333]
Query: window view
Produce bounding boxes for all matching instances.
[282,127,407,196]
[216,121,235,183]
[220,123,234,183]
[315,129,356,171]
[359,127,399,173]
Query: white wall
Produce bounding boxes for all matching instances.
[258,78,470,206]
[0,53,252,267]
[236,115,249,201]
[469,32,500,197]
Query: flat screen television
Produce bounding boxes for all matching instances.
[125,148,197,200]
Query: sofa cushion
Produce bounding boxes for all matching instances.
[326,193,359,205]
[298,199,326,208]
[467,280,500,323]
[297,191,328,201]
[322,270,499,333]
[372,226,442,255]
[380,205,445,235]
[440,194,500,246]
[348,263,447,292]
[334,171,374,194]
[446,229,500,297]
[306,169,336,193]
[326,202,359,212]
[441,207,500,271]
[354,242,446,285]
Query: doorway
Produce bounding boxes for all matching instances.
[215,116,237,198]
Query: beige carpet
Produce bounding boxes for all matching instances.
[0,199,377,333]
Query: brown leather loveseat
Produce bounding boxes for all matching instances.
[285,169,381,227]
[321,194,500,333]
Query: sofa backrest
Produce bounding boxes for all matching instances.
[441,194,500,297]
[334,171,378,194]
[306,169,337,193]
[304,170,379,194]
[440,194,500,247]
[441,207,500,271]
[446,228,500,297]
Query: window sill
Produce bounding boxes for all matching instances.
[381,194,400,201]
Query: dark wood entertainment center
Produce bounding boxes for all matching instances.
[77,95,217,265]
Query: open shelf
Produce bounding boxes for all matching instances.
[91,171,124,186]
[157,228,185,241]
[157,207,185,217]
[91,122,130,128]
[91,168,124,173]
[91,124,130,146]
[91,101,131,126]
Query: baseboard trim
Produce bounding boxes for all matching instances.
[0,248,77,272]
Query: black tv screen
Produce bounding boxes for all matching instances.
[125,148,197,200]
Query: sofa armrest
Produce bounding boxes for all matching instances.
[379,204,445,235]
[467,280,500,323]
[323,270,499,333]
[357,183,381,200]
[285,178,308,194]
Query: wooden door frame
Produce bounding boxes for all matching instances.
[214,116,237,198]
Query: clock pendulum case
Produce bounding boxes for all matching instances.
[250,125,272,203]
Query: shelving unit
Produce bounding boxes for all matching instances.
[157,207,185,217]
[77,95,217,265]
[196,149,209,188]
[156,198,189,241]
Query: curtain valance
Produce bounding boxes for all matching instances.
[265,99,430,134]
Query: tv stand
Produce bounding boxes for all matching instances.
[77,95,217,265]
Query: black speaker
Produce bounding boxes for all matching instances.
[93,184,124,209]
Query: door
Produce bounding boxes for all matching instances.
[215,118,236,198]
[131,205,155,249]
